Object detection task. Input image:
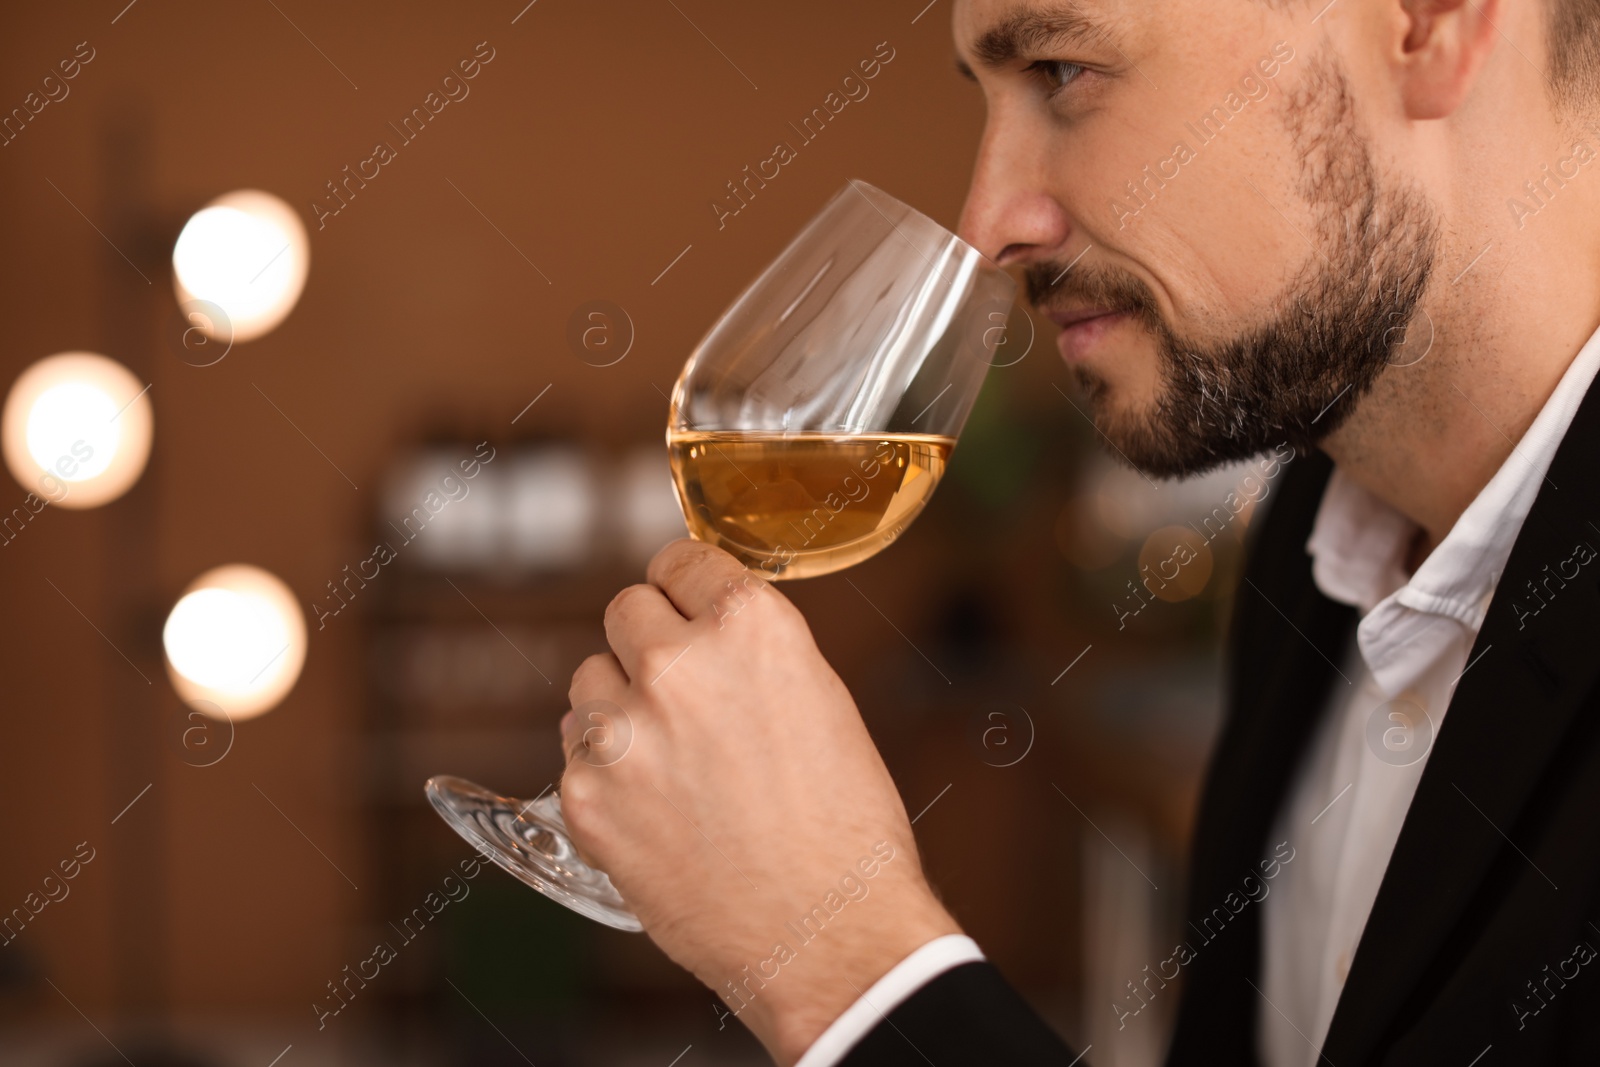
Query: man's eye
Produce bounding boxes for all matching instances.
[1027,59,1086,97]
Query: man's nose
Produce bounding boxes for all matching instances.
[957,113,1073,269]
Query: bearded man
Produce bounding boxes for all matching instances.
[556,0,1600,1063]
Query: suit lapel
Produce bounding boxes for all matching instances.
[1322,377,1600,1065]
[1169,450,1358,1062]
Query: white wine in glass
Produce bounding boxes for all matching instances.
[667,431,955,580]
[428,180,1016,931]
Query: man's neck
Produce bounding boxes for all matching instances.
[1319,231,1600,560]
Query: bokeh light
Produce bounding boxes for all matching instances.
[164,564,307,720]
[172,189,309,343]
[1136,525,1215,603]
[1,351,153,509]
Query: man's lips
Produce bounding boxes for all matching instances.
[1045,306,1120,329]
[1046,307,1129,364]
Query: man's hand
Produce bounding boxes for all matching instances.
[558,539,962,1065]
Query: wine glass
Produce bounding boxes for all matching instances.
[427,179,1017,931]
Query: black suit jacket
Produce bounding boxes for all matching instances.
[841,377,1600,1066]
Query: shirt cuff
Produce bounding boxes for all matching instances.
[793,934,987,1067]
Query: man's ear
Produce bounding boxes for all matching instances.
[1396,0,1504,119]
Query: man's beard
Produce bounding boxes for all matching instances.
[1030,55,1441,479]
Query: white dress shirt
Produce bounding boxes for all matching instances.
[798,321,1600,1067]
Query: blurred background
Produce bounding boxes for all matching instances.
[0,2,1272,1064]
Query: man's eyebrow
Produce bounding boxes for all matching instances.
[965,7,1117,71]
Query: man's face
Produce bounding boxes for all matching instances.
[954,0,1439,478]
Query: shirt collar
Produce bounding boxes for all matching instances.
[1305,322,1600,696]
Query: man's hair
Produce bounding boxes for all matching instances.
[1549,0,1600,109]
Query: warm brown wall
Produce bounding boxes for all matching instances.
[0,0,996,1020]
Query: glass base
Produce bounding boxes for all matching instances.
[425,775,642,932]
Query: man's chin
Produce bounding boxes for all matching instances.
[1068,372,1219,481]
[1068,366,1145,438]
[1078,381,1309,481]
[1067,371,1158,466]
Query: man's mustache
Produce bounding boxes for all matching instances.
[1024,257,1162,329]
